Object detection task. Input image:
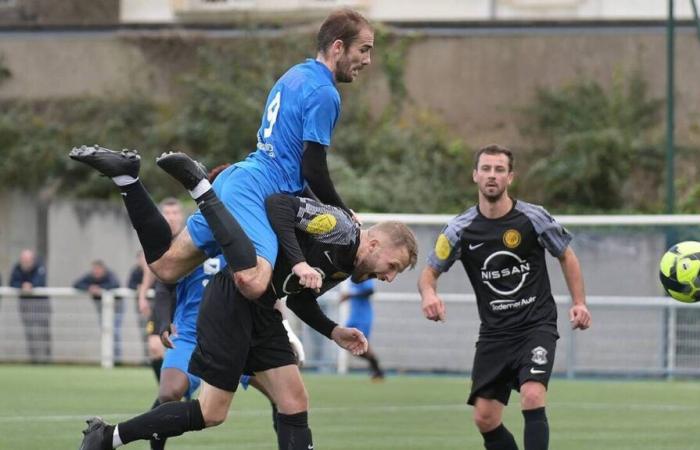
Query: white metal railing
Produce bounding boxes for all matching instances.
[2,287,699,377]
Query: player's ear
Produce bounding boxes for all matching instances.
[331,39,344,57]
[472,169,478,183]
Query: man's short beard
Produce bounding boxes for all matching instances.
[482,189,505,203]
[335,57,353,83]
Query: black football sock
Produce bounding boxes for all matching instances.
[362,353,383,377]
[119,181,172,263]
[148,399,166,450]
[151,358,163,382]
[277,411,313,450]
[523,407,549,450]
[195,190,256,272]
[271,403,279,433]
[482,423,519,450]
[117,399,205,445]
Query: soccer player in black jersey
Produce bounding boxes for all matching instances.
[418,144,591,450]
[78,187,418,450]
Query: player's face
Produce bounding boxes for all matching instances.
[353,239,409,283]
[472,153,513,202]
[162,204,184,235]
[335,27,374,83]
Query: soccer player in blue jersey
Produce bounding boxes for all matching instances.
[340,279,384,380]
[419,145,591,450]
[69,9,374,304]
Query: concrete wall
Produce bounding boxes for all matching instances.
[1,25,699,147]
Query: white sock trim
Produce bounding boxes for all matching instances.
[112,175,138,187]
[113,424,123,448]
[189,179,212,200]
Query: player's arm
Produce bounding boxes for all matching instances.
[301,142,349,214]
[418,266,446,322]
[286,290,367,355]
[153,282,177,337]
[137,267,157,317]
[265,194,326,292]
[558,246,591,330]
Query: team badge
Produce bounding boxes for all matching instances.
[503,229,521,249]
[435,234,451,260]
[306,214,337,235]
[531,346,548,365]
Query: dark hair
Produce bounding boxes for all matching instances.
[474,144,514,172]
[316,9,371,54]
[208,163,232,183]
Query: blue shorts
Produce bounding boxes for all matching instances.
[346,320,372,339]
[239,374,252,390]
[187,165,280,266]
[162,335,201,399]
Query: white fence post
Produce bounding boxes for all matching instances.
[101,290,115,369]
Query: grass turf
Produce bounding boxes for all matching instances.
[1,364,698,449]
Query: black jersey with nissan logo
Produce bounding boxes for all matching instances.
[428,199,572,340]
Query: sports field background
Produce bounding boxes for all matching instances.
[1,365,698,450]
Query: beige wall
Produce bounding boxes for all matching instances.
[1,26,698,146]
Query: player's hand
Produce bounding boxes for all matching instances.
[292,261,324,293]
[331,326,368,356]
[160,323,177,349]
[421,293,446,322]
[138,295,151,318]
[569,304,591,330]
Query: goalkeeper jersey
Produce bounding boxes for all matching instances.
[427,199,572,341]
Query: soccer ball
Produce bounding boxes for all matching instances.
[659,241,700,303]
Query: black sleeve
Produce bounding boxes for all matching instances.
[286,291,338,339]
[154,282,177,335]
[265,194,306,266]
[302,141,350,213]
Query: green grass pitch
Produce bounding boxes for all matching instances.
[1,365,698,449]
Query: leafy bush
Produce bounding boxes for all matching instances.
[520,70,665,212]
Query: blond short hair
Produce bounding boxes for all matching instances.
[369,221,418,269]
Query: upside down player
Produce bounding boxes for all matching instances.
[68,8,374,307]
[418,145,591,450]
[146,164,306,450]
[78,186,418,450]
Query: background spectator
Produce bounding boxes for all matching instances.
[10,249,50,363]
[73,260,123,363]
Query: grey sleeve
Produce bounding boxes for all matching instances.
[295,197,358,246]
[517,201,572,257]
[426,210,476,273]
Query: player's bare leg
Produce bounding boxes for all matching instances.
[520,381,548,450]
[156,151,271,299]
[473,398,518,450]
[254,365,312,450]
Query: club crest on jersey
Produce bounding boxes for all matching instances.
[306,214,337,235]
[531,346,548,365]
[435,234,451,260]
[503,229,521,249]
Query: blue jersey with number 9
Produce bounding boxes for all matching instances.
[186,59,339,266]
[238,58,341,195]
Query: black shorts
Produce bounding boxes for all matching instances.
[467,330,558,406]
[188,271,297,392]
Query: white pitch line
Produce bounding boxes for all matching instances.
[0,401,698,424]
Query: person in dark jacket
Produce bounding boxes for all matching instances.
[10,249,50,363]
[74,260,123,362]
